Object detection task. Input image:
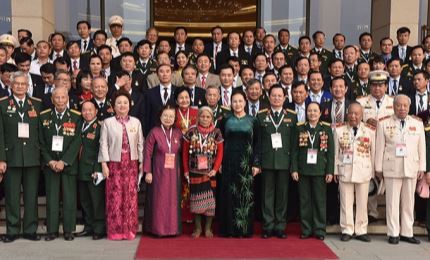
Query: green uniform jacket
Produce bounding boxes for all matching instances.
[256,108,297,170]
[291,121,335,176]
[78,120,102,181]
[213,105,231,128]
[39,108,82,175]
[0,95,42,167]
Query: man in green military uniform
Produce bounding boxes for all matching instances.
[39,86,82,241]
[256,84,297,239]
[74,100,105,240]
[274,29,298,65]
[291,102,334,240]
[135,39,157,79]
[0,71,42,242]
[311,31,332,75]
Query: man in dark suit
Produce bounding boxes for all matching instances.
[36,63,56,101]
[76,20,94,54]
[311,31,332,74]
[182,65,206,108]
[66,41,89,74]
[144,64,177,136]
[330,33,346,61]
[14,52,44,99]
[110,37,134,73]
[169,26,192,59]
[245,78,269,116]
[0,63,18,97]
[401,45,425,80]
[216,32,251,71]
[240,29,261,62]
[387,57,413,96]
[205,26,228,70]
[391,27,412,64]
[409,70,430,120]
[49,32,70,61]
[305,71,332,105]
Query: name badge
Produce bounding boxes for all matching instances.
[307,149,318,164]
[164,153,175,169]
[18,122,29,138]
[395,143,406,157]
[271,133,283,149]
[52,135,64,152]
[342,151,353,164]
[197,154,209,170]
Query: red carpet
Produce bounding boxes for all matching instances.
[135,223,338,259]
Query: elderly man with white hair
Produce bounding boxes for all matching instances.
[375,94,426,245]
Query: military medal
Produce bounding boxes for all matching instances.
[28,110,37,117]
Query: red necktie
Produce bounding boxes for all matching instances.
[201,75,206,88]
[73,60,78,71]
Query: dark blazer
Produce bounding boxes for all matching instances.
[49,50,70,61]
[143,85,177,136]
[77,38,95,53]
[188,86,206,108]
[245,99,270,116]
[320,99,351,123]
[387,76,413,96]
[169,42,192,58]
[239,43,261,60]
[215,48,252,72]
[391,45,413,64]
[305,90,333,106]
[205,42,229,60]
[408,91,430,117]
[129,90,145,125]
[30,73,45,99]
[107,70,148,98]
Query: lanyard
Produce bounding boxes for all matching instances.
[179,108,190,129]
[198,132,209,153]
[269,112,284,132]
[55,123,62,135]
[307,130,317,149]
[18,111,25,123]
[161,125,173,153]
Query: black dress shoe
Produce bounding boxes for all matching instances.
[92,233,105,240]
[45,233,58,241]
[315,235,325,240]
[400,236,420,244]
[368,215,378,223]
[74,230,93,237]
[300,234,311,239]
[340,233,352,241]
[388,236,399,244]
[262,231,272,239]
[355,234,371,242]
[3,234,18,243]
[274,230,287,239]
[22,233,41,241]
[64,233,74,241]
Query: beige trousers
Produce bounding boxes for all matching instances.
[339,181,369,235]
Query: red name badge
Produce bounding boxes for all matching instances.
[197,155,209,170]
[164,153,175,169]
[28,110,37,118]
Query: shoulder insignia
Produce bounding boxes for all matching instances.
[365,123,376,131]
[220,105,231,111]
[411,115,422,121]
[401,64,409,69]
[378,115,390,121]
[286,108,296,114]
[425,125,430,131]
[321,121,331,126]
[70,109,81,115]
[29,96,41,102]
[0,96,8,101]
[296,122,305,126]
[258,108,268,114]
[40,108,51,115]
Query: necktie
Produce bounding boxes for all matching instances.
[247,47,251,55]
[214,44,219,62]
[190,88,194,102]
[223,90,229,106]
[99,102,104,108]
[257,75,262,83]
[55,53,60,59]
[361,83,367,95]
[364,53,369,60]
[400,47,405,60]
[83,40,87,51]
[418,94,425,113]
[233,52,237,57]
[251,104,256,116]
[57,113,62,121]
[47,85,52,94]
[337,50,341,59]
[312,94,318,102]
[376,100,381,109]
[201,75,206,88]
[18,100,23,109]
[82,122,88,131]
[73,60,78,71]
[274,111,279,121]
[178,46,183,52]
[353,126,358,137]
[335,101,342,123]
[141,62,146,69]
[163,87,168,104]
[392,79,398,95]
[400,119,405,129]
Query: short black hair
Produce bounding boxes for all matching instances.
[359,32,372,42]
[330,76,347,88]
[136,39,152,49]
[174,26,188,35]
[332,33,345,43]
[117,37,132,47]
[18,29,32,39]
[397,26,411,35]
[0,63,18,73]
[92,30,107,41]
[19,37,34,46]
[76,20,91,30]
[312,31,325,40]
[40,63,56,75]
[14,52,31,64]
[268,83,286,96]
[66,40,80,50]
[277,28,290,39]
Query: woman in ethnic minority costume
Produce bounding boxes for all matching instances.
[144,105,182,236]
[183,106,224,238]
[174,86,198,222]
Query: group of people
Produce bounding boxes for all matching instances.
[0,15,429,246]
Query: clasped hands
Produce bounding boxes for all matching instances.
[48,160,65,172]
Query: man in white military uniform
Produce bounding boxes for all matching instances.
[375,94,426,245]
[357,70,394,223]
[334,102,376,242]
[105,15,124,58]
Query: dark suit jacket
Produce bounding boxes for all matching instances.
[77,38,95,53]
[144,85,177,136]
[387,76,413,96]
[239,43,261,61]
[408,91,430,117]
[30,73,45,99]
[107,70,148,98]
[320,99,351,123]
[305,90,333,106]
[49,50,70,61]
[215,48,252,72]
[205,42,229,60]
[245,99,270,116]
[129,90,145,124]
[391,45,413,64]
[188,86,206,108]
[169,42,192,58]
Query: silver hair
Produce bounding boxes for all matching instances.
[198,106,214,119]
[393,94,411,106]
[51,85,69,98]
[9,71,29,85]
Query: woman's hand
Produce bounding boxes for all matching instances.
[102,163,109,179]
[208,170,216,177]
[145,173,153,184]
[252,167,261,177]
[291,172,299,182]
[325,174,333,183]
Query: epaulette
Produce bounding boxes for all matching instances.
[285,108,296,114]
[425,125,430,131]
[321,121,331,126]
[401,64,409,69]
[296,122,305,126]
[220,105,231,111]
[0,96,8,101]
[29,96,41,102]
[70,109,81,115]
[365,123,376,131]
[40,108,51,115]
[258,108,268,114]
[411,115,422,121]
[378,115,390,121]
